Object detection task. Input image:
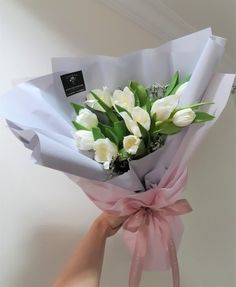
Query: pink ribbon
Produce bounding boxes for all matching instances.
[123,199,192,287]
[76,167,192,286]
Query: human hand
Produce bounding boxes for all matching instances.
[94,212,128,237]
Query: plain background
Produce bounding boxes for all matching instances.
[0,1,236,286]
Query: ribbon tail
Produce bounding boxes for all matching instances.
[168,238,180,287]
[129,224,148,287]
[129,254,144,287]
[159,217,181,287]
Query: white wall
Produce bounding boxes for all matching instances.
[164,0,236,63]
[0,1,235,287]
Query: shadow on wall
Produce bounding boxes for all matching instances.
[7,225,85,287]
[16,0,158,56]
[6,225,132,287]
[16,0,107,55]
[5,223,176,287]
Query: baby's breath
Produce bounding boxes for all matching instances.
[148,83,168,100]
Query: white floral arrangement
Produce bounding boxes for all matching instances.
[0,28,235,287]
[72,71,214,175]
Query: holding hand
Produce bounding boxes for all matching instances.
[54,212,128,287]
[94,212,128,237]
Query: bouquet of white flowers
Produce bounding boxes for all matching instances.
[0,28,235,287]
[72,73,214,178]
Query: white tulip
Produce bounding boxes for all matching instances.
[93,138,118,169]
[74,130,95,150]
[123,135,141,155]
[174,82,188,97]
[172,108,196,127]
[120,112,141,138]
[112,87,135,113]
[151,94,179,121]
[86,87,112,112]
[76,108,98,129]
[131,107,151,131]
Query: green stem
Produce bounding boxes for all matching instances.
[175,102,214,111]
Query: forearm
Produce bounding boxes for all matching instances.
[54,218,109,287]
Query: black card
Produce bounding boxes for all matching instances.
[60,71,86,97]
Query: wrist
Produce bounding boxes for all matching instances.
[93,216,110,238]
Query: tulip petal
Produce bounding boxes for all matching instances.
[93,138,118,165]
[75,108,98,130]
[86,88,112,112]
[172,108,196,127]
[131,107,151,131]
[74,130,95,150]
[151,94,179,121]
[120,111,141,138]
[123,135,141,155]
[112,87,135,113]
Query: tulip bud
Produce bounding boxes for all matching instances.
[172,108,196,127]
[112,87,135,113]
[76,108,98,130]
[123,135,141,155]
[119,112,141,138]
[93,138,118,169]
[131,107,151,131]
[151,94,179,121]
[74,130,95,150]
[86,87,112,112]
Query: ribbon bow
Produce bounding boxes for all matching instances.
[123,199,192,287]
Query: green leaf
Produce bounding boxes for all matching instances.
[115,104,132,117]
[90,91,119,123]
[137,122,150,146]
[113,121,129,141]
[193,111,215,123]
[155,120,163,127]
[71,102,84,114]
[92,127,105,141]
[145,96,151,114]
[176,102,214,112]
[157,122,181,135]
[88,107,113,126]
[172,74,191,94]
[134,91,140,106]
[129,81,148,106]
[185,74,191,81]
[98,123,123,145]
[98,122,110,133]
[165,71,179,96]
[118,148,129,161]
[72,121,89,131]
[128,81,137,92]
[133,140,147,159]
[150,114,157,133]
[105,127,120,145]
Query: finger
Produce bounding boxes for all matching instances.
[107,214,129,229]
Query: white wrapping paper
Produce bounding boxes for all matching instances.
[0,28,234,192]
